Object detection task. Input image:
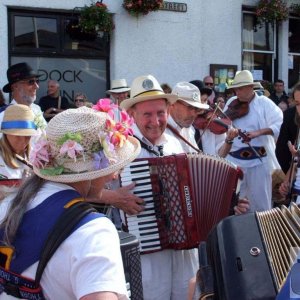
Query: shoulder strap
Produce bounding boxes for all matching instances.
[133,135,161,156]
[167,123,201,153]
[57,96,61,110]
[34,201,97,284]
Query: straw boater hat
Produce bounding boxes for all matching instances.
[172,82,210,110]
[120,75,178,110]
[31,107,141,183]
[3,62,41,93]
[107,79,131,94]
[229,70,263,90]
[0,104,37,136]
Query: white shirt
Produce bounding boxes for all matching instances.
[224,94,283,169]
[166,116,199,153]
[0,182,129,300]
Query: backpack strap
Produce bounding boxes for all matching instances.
[0,201,101,299]
[35,201,98,284]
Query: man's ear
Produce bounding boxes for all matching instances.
[127,107,134,117]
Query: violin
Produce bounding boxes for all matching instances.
[213,118,251,143]
[223,98,250,121]
[193,109,230,135]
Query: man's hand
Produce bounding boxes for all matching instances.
[114,182,145,215]
[234,198,250,215]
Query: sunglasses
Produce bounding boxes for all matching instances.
[75,98,85,102]
[19,78,40,86]
[204,82,214,86]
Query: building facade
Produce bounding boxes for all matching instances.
[0,0,299,103]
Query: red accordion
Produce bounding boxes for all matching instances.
[120,153,242,254]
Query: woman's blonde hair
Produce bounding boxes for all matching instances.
[0,135,30,169]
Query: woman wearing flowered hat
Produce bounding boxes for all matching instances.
[0,106,140,299]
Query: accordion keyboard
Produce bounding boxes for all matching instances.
[120,160,162,253]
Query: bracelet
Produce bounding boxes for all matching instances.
[225,138,234,145]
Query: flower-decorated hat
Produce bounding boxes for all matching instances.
[30,106,140,183]
[120,75,178,110]
[1,104,37,136]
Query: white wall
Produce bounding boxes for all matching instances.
[0,0,293,98]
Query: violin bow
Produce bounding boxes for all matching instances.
[197,103,221,141]
[15,154,33,170]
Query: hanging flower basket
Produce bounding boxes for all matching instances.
[78,1,114,35]
[123,0,163,17]
[255,0,289,26]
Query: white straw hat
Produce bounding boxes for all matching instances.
[229,70,263,89]
[107,79,131,93]
[172,82,209,110]
[120,75,178,110]
[30,107,140,183]
[0,104,37,136]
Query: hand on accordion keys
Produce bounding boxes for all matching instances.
[233,198,250,215]
[114,182,145,215]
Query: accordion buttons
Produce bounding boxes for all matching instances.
[250,247,261,256]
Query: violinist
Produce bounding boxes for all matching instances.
[166,81,210,153]
[190,82,238,156]
[224,70,283,212]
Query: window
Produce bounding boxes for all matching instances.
[288,17,300,89]
[8,8,110,103]
[242,10,275,82]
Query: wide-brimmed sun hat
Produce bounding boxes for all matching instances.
[3,62,41,93]
[30,107,141,183]
[0,104,37,136]
[120,75,178,110]
[229,70,263,89]
[172,82,210,110]
[107,79,131,94]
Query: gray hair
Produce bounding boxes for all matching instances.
[0,175,45,246]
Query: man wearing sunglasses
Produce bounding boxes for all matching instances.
[1,62,47,133]
[203,75,216,106]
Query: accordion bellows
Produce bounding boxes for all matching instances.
[120,153,242,254]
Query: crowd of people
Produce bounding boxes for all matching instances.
[0,61,299,299]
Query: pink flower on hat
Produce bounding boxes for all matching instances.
[29,139,50,168]
[59,140,84,160]
[93,98,117,119]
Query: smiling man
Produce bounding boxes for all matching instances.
[120,75,198,300]
[1,62,47,131]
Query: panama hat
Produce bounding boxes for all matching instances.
[30,107,141,183]
[120,75,178,110]
[107,79,131,94]
[3,62,41,93]
[229,70,263,89]
[0,104,37,136]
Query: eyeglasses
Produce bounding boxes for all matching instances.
[204,82,214,86]
[19,79,40,86]
[75,98,85,102]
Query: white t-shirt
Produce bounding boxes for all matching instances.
[0,182,129,300]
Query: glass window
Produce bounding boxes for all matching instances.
[242,11,275,83]
[11,56,107,104]
[289,18,300,53]
[243,13,274,51]
[288,17,300,88]
[13,16,58,49]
